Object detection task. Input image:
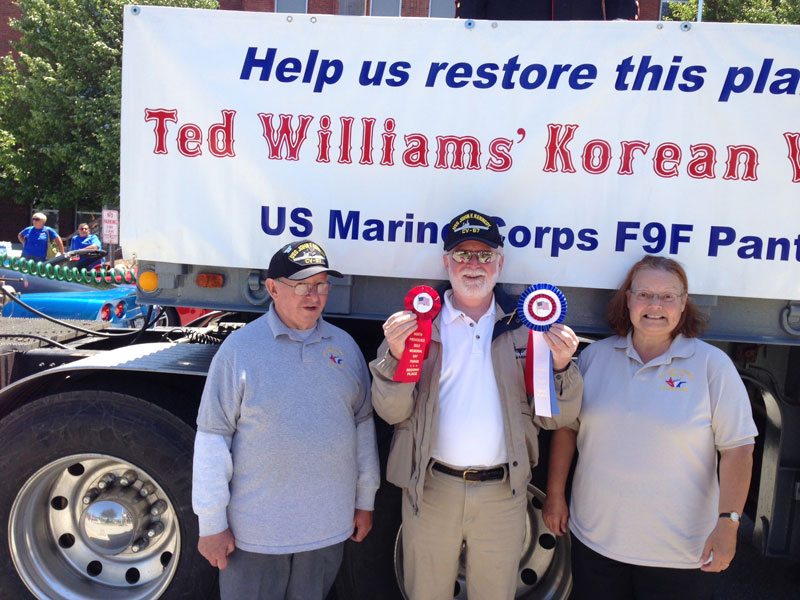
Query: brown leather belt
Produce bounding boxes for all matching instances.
[432,461,507,482]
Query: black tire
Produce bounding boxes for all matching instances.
[155,307,182,327]
[333,483,404,600]
[334,415,404,600]
[0,391,217,600]
[391,484,572,600]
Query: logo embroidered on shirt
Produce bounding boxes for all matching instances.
[514,347,527,360]
[660,369,693,391]
[325,346,345,366]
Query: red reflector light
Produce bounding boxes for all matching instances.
[115,301,126,318]
[196,273,225,288]
[100,304,112,321]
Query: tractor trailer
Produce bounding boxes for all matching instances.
[1,7,799,599]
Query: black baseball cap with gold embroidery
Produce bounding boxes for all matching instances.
[443,210,504,251]
[268,240,343,280]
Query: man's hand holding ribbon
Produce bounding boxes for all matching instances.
[383,310,418,361]
[544,323,579,371]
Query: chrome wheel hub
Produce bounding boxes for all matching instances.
[9,454,181,600]
[81,498,140,555]
[394,484,571,599]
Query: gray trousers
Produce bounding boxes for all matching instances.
[219,542,345,600]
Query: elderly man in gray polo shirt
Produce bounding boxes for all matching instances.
[192,240,380,600]
[371,209,583,600]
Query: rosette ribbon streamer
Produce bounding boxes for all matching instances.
[393,286,442,383]
[516,284,568,418]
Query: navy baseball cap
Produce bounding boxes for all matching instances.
[268,240,343,280]
[443,210,504,251]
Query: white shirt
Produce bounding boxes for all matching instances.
[569,333,757,568]
[432,290,508,467]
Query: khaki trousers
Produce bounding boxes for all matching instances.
[401,463,527,600]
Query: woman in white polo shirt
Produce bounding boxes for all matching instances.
[543,255,757,600]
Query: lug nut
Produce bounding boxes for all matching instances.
[97,472,117,490]
[139,482,156,497]
[119,470,138,486]
[82,488,100,505]
[150,500,168,517]
[146,520,166,538]
[131,537,149,553]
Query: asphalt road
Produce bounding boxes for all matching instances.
[327,512,799,600]
[714,515,799,600]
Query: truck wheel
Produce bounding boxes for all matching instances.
[334,484,404,600]
[154,307,181,327]
[393,484,571,600]
[0,391,216,600]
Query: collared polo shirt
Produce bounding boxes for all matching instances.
[432,290,507,468]
[569,333,757,568]
[194,305,380,554]
[20,225,56,258]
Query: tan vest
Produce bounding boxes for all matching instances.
[370,302,582,513]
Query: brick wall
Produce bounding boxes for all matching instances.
[0,0,19,58]
[638,0,660,21]
[0,202,28,243]
[56,211,75,239]
[401,0,430,17]
[0,204,76,244]
[236,0,275,11]
[225,0,660,18]
[309,0,339,14]
[228,0,340,12]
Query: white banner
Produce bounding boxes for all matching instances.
[121,7,800,300]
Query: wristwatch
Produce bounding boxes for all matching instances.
[719,511,741,523]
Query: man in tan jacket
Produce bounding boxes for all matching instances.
[370,209,582,600]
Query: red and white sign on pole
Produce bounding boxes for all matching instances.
[102,209,119,245]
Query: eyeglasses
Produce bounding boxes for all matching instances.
[448,250,499,264]
[628,290,684,304]
[277,279,330,296]
[32,217,43,222]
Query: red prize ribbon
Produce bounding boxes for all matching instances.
[393,286,441,383]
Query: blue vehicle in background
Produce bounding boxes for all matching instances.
[1,262,145,328]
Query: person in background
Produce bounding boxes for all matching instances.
[455,0,639,21]
[18,212,63,262]
[543,255,756,600]
[192,239,380,600]
[70,223,105,270]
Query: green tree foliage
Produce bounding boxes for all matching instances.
[665,0,800,24]
[0,0,219,210]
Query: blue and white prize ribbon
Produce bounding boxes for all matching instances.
[516,284,568,418]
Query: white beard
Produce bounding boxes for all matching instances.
[447,264,499,304]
